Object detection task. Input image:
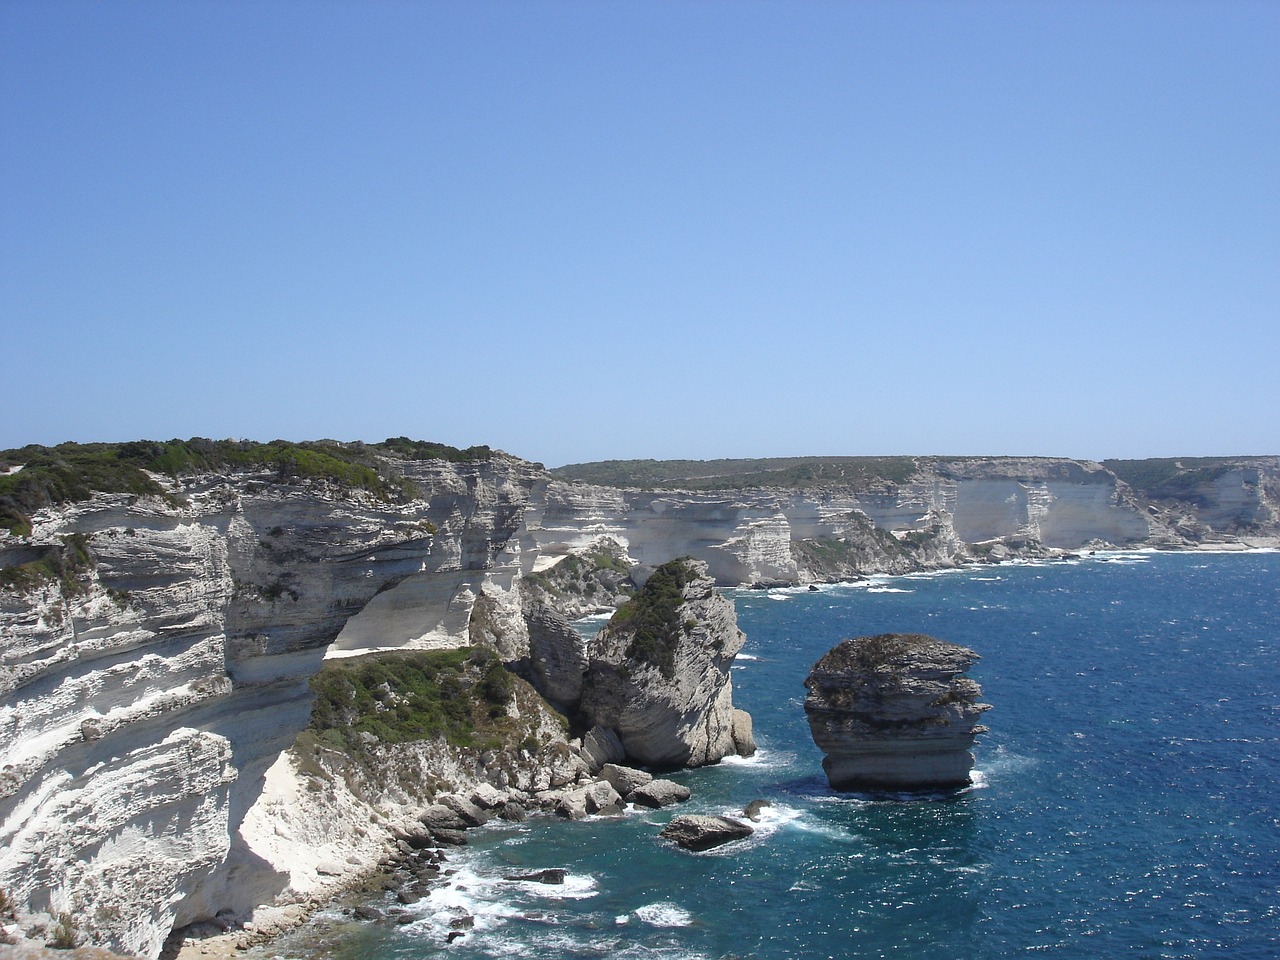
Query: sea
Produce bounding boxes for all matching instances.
[260,551,1279,960]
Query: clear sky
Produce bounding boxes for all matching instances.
[2,1,1276,466]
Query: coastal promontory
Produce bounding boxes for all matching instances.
[803,633,991,790]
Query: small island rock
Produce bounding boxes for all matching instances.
[660,814,755,851]
[803,633,991,791]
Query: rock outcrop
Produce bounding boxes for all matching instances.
[803,634,991,791]
[659,814,754,852]
[577,559,754,769]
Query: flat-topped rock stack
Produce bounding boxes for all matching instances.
[803,633,991,791]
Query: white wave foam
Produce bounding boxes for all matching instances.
[633,901,693,927]
[767,593,790,601]
[717,746,790,768]
[731,802,802,839]
[415,866,520,932]
[735,652,761,661]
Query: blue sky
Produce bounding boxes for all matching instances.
[3,1,1276,466]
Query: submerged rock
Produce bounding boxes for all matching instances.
[803,633,991,791]
[503,868,567,885]
[742,799,772,821]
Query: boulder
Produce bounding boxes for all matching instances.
[390,821,436,850]
[803,633,991,791]
[503,868,567,884]
[439,794,491,827]
[498,800,528,822]
[419,804,468,831]
[430,828,469,847]
[580,726,626,772]
[554,789,590,821]
[660,814,754,852]
[599,762,653,798]
[470,783,510,809]
[582,779,624,815]
[628,778,691,809]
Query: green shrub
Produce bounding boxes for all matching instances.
[0,533,96,596]
[377,436,494,462]
[49,911,79,949]
[306,646,513,750]
[609,557,701,678]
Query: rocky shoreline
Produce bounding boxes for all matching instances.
[159,755,706,959]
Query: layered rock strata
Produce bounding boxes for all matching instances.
[0,455,541,958]
[3,443,1276,956]
[804,633,991,791]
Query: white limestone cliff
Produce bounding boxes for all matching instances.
[2,447,1276,956]
[1,455,541,957]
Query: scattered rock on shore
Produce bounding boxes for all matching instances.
[628,779,692,809]
[659,814,754,852]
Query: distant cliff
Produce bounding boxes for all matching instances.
[544,454,1280,583]
[2,441,1276,955]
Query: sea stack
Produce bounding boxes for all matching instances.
[803,633,990,791]
[578,557,755,768]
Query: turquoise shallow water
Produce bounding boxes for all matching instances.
[263,552,1280,960]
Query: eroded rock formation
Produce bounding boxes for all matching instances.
[804,633,991,791]
[0,452,541,958]
[578,558,754,768]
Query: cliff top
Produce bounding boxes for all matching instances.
[807,633,980,679]
[552,454,1279,496]
[0,437,504,537]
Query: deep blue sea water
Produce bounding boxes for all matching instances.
[264,552,1279,960]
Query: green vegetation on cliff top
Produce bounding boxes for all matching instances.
[551,456,918,490]
[608,557,704,678]
[0,436,493,536]
[558,455,1273,498]
[304,646,516,753]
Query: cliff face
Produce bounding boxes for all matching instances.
[0,454,541,957]
[535,456,1280,583]
[2,446,1277,956]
